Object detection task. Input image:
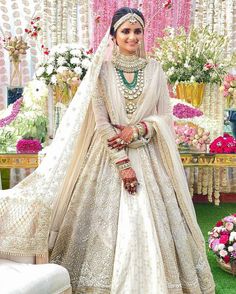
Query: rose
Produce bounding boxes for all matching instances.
[228,246,234,252]
[219,235,229,244]
[224,255,230,264]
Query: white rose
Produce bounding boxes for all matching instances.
[57,56,66,66]
[81,59,91,69]
[57,66,68,73]
[228,246,234,252]
[71,57,81,65]
[70,49,82,57]
[50,75,57,85]
[36,66,45,77]
[218,244,225,250]
[219,249,228,257]
[74,67,82,76]
[46,65,54,75]
[190,76,195,82]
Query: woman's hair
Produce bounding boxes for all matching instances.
[110,7,145,37]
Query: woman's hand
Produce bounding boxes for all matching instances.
[107,124,136,150]
[119,167,139,195]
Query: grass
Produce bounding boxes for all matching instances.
[194,203,236,294]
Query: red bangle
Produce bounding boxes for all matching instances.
[116,158,130,165]
[140,121,148,135]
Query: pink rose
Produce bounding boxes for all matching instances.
[219,235,229,244]
[225,74,234,83]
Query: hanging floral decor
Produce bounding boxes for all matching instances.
[220,74,236,108]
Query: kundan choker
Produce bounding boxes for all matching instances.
[112,51,147,73]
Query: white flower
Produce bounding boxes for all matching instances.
[218,244,225,250]
[219,249,228,257]
[47,57,55,64]
[184,61,190,68]
[71,57,81,65]
[36,66,45,77]
[70,49,82,57]
[57,56,66,66]
[229,232,236,242]
[74,67,82,76]
[56,46,68,54]
[57,66,68,73]
[81,59,91,69]
[190,76,196,82]
[46,65,54,75]
[50,75,57,85]
[228,246,234,252]
[23,80,48,108]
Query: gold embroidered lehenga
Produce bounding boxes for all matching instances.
[0,30,215,294]
[50,59,215,294]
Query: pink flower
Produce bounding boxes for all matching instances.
[219,235,229,244]
[219,249,228,257]
[16,139,42,154]
[225,74,235,83]
[216,220,223,227]
[224,81,231,89]
[225,222,234,231]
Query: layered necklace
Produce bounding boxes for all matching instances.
[112,52,147,118]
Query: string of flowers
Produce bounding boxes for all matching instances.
[197,167,203,194]
[189,167,194,197]
[202,167,208,195]
[72,0,77,42]
[214,167,221,205]
[0,98,23,127]
[62,0,68,43]
[221,74,236,108]
[207,168,213,203]
[51,0,57,46]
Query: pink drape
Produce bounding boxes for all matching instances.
[91,0,191,52]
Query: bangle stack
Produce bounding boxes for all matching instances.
[131,126,139,141]
[135,121,148,137]
[116,158,131,171]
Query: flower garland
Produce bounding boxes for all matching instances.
[51,0,57,46]
[0,98,23,127]
[193,0,235,56]
[71,0,77,42]
[62,0,68,43]
[207,167,213,202]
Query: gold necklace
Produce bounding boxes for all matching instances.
[112,51,147,73]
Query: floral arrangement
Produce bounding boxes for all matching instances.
[16,139,42,154]
[174,122,210,152]
[208,214,236,270]
[2,36,29,63]
[173,103,203,119]
[0,80,48,152]
[35,43,93,86]
[153,26,231,84]
[220,74,236,108]
[209,133,236,153]
[170,98,216,140]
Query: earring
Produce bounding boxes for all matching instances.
[112,40,119,56]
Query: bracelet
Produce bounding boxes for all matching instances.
[131,126,139,141]
[116,158,130,165]
[136,123,145,137]
[140,121,148,136]
[117,161,131,171]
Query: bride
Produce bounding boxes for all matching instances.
[0,6,215,294]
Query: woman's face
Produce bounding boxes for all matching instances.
[114,20,144,55]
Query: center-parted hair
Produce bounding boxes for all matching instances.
[110,7,145,37]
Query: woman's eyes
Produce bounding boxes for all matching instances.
[121,29,142,34]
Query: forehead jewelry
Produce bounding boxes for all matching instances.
[113,13,145,32]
